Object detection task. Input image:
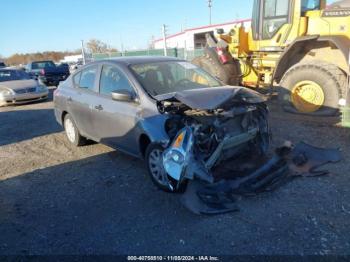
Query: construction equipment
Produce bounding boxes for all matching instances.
[193,0,350,115]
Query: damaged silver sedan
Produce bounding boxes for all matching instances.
[55,57,342,214]
[54,57,270,193]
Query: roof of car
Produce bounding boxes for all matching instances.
[95,56,185,65]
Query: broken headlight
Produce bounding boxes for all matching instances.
[163,127,194,181]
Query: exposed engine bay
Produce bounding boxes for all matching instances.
[156,87,270,190]
[155,87,342,215]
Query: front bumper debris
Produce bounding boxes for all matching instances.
[180,142,342,215]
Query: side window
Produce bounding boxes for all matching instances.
[262,0,289,39]
[79,65,98,91]
[100,65,135,96]
[301,0,320,12]
[73,72,81,87]
[252,0,261,40]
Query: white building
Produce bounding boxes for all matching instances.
[153,19,251,50]
[60,54,83,64]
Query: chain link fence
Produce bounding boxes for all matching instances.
[92,48,204,62]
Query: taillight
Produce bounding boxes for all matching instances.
[216,47,230,64]
[40,69,45,75]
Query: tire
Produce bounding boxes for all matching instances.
[63,114,86,146]
[278,61,347,116]
[145,143,185,193]
[192,55,241,86]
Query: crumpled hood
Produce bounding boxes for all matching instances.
[0,80,38,91]
[154,86,267,110]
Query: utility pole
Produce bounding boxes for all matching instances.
[81,40,86,65]
[162,24,168,56]
[208,0,212,25]
[120,35,125,56]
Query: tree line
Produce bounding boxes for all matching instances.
[4,51,80,66]
[2,39,118,66]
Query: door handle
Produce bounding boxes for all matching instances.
[94,105,103,111]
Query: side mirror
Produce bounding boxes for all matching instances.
[111,89,134,102]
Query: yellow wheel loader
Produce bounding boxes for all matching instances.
[193,0,350,115]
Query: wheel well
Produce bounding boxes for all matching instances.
[139,134,151,158]
[61,111,68,124]
[274,38,349,83]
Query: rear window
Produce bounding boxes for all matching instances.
[32,61,56,70]
[0,70,31,82]
[78,65,98,91]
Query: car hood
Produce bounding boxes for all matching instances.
[0,80,38,91]
[154,86,267,110]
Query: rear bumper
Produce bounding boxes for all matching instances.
[0,90,49,106]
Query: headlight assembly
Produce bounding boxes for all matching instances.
[163,127,194,181]
[0,87,13,96]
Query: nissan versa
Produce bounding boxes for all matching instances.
[54,57,270,192]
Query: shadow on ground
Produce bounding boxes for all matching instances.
[0,108,61,146]
[1,149,350,255]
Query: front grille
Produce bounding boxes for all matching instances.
[14,87,37,94]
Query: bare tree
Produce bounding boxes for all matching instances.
[86,39,117,54]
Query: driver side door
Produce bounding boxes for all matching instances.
[90,63,141,155]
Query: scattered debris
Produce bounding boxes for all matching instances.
[180,142,342,215]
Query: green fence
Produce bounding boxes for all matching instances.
[92,48,204,61]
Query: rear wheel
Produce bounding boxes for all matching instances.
[63,114,86,146]
[279,62,347,116]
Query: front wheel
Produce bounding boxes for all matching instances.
[145,143,185,193]
[279,62,347,116]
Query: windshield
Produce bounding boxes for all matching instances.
[0,70,31,82]
[130,61,221,96]
[32,61,56,70]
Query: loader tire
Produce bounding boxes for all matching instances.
[278,61,347,116]
[192,55,241,86]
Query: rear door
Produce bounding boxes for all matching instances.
[67,64,100,140]
[90,63,141,155]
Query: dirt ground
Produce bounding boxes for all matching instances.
[0,88,349,255]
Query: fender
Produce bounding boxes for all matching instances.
[273,35,350,83]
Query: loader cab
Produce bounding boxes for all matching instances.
[250,0,325,49]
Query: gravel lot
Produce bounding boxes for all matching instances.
[0,87,349,255]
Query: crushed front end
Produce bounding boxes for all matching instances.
[157,86,270,191]
[155,87,341,214]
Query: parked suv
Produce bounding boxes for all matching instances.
[54,57,269,192]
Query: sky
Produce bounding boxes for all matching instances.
[0,0,254,57]
[1,0,337,57]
